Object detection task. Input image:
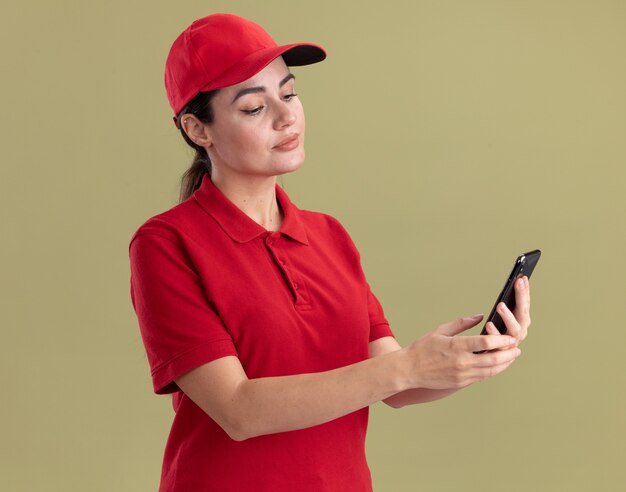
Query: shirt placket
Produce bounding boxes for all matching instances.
[264,232,311,309]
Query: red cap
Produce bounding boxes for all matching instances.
[165,13,326,120]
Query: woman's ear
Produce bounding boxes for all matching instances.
[181,116,212,148]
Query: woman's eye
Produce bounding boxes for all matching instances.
[240,94,297,116]
[241,106,264,116]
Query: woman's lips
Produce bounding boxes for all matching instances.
[273,134,299,151]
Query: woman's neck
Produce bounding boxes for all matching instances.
[211,173,283,232]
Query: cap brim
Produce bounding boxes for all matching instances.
[281,43,327,66]
[200,42,326,93]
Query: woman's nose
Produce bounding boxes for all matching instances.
[273,102,296,129]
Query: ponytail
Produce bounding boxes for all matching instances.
[176,90,218,202]
[180,147,211,203]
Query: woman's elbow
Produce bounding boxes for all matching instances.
[218,407,267,441]
[194,404,253,442]
[383,395,405,409]
[225,426,249,442]
[218,413,254,442]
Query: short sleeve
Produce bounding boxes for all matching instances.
[367,284,394,342]
[129,230,238,394]
[321,214,395,344]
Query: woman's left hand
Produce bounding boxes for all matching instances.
[484,275,531,346]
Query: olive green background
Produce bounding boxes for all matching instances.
[2,0,624,490]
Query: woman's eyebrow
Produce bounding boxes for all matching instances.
[231,73,296,104]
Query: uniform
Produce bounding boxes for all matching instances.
[129,174,394,491]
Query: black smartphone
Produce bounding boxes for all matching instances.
[480,249,541,335]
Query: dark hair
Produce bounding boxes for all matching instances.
[176,90,218,202]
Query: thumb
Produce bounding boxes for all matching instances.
[436,314,484,336]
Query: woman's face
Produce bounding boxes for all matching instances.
[204,57,305,183]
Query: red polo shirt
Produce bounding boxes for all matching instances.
[129,175,393,491]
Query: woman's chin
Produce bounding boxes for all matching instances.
[274,152,305,176]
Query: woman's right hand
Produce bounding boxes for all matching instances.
[401,314,521,390]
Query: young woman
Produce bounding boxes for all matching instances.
[129,13,531,492]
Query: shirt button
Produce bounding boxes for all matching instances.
[293,282,299,290]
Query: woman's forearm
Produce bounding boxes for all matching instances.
[228,350,409,440]
[383,387,461,408]
[177,317,519,441]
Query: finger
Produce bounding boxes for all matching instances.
[467,332,517,352]
[498,302,525,342]
[480,322,502,351]
[471,356,518,383]
[472,347,521,368]
[513,276,531,329]
[436,314,484,336]
[484,322,499,336]
[473,322,508,354]
[466,348,522,383]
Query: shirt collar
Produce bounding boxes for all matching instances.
[193,174,309,245]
